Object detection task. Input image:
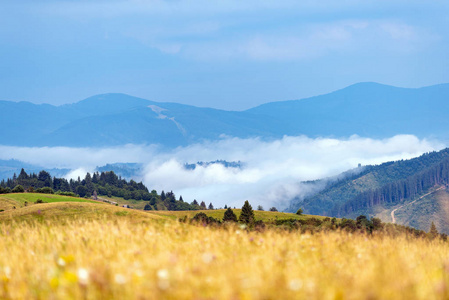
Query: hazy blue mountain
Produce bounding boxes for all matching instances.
[95,163,144,179]
[184,160,243,170]
[0,159,69,181]
[247,82,449,139]
[1,82,449,147]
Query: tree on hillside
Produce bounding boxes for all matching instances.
[38,170,52,188]
[76,185,88,198]
[269,207,278,212]
[239,200,255,224]
[144,203,152,211]
[429,222,439,239]
[208,203,214,210]
[18,168,28,180]
[200,201,207,209]
[296,208,303,215]
[257,205,264,211]
[223,207,238,222]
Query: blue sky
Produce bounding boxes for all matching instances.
[1,0,448,110]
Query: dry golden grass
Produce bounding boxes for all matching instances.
[1,215,449,299]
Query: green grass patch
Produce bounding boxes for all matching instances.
[148,209,327,222]
[0,193,99,208]
[115,211,129,216]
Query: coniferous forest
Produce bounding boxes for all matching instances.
[0,169,205,211]
[298,148,449,218]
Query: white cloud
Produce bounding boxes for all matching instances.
[0,134,443,210]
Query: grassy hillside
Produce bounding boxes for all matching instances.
[0,216,448,299]
[0,202,163,224]
[393,186,449,234]
[0,193,99,210]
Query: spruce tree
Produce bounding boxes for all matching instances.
[429,221,439,239]
[223,208,238,222]
[239,200,255,224]
[208,203,214,210]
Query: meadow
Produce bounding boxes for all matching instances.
[1,201,449,299]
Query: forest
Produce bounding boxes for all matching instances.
[0,169,209,211]
[299,148,449,218]
[337,156,449,216]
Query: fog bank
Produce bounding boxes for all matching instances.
[0,135,444,209]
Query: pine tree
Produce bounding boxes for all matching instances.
[208,203,214,210]
[239,200,255,224]
[223,208,238,222]
[429,221,439,239]
[200,201,207,209]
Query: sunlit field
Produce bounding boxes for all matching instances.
[2,216,449,299]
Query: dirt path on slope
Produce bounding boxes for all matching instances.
[390,186,445,224]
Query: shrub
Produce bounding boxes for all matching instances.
[35,199,45,204]
[191,212,220,225]
[296,208,303,215]
[12,185,25,193]
[56,191,77,197]
[223,208,238,222]
[36,187,54,194]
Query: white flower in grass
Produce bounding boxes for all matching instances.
[77,268,89,285]
[289,279,303,291]
[57,257,66,267]
[157,269,169,280]
[115,273,127,284]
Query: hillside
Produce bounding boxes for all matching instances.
[0,201,163,223]
[290,148,449,233]
[1,82,449,147]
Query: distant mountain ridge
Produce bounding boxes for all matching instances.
[1,82,449,147]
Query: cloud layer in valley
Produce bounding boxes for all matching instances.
[0,134,444,209]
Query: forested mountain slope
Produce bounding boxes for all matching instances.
[290,148,449,233]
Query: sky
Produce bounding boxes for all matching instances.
[0,0,448,110]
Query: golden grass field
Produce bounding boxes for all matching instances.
[1,198,449,299]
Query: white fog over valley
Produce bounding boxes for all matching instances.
[0,134,443,210]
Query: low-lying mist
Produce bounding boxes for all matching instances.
[0,135,444,210]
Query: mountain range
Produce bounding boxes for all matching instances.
[1,82,449,147]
